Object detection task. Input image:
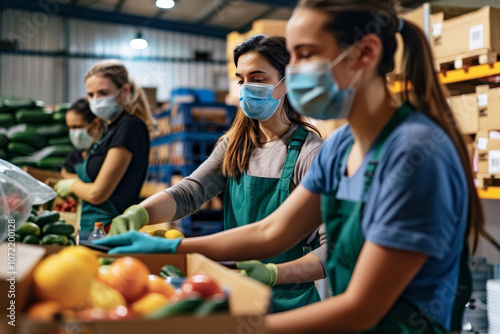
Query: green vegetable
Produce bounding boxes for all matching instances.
[98,257,117,266]
[0,133,8,148]
[48,136,71,146]
[159,264,185,278]
[67,234,76,245]
[194,296,229,317]
[14,233,22,242]
[41,234,68,246]
[36,157,66,170]
[7,142,36,155]
[31,207,39,215]
[9,131,46,149]
[43,222,75,236]
[28,124,68,138]
[0,149,7,160]
[26,213,36,223]
[34,210,60,228]
[15,109,53,124]
[52,111,66,123]
[9,157,37,167]
[17,222,41,238]
[55,103,71,113]
[68,239,75,246]
[0,114,14,127]
[45,145,73,158]
[147,295,203,319]
[0,96,42,112]
[22,235,40,245]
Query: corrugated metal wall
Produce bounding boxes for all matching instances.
[0,9,228,106]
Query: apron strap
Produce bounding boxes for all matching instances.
[278,126,309,187]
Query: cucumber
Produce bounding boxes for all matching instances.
[48,136,71,146]
[55,103,71,113]
[159,264,185,278]
[9,131,46,149]
[28,124,68,138]
[52,111,66,123]
[0,133,8,148]
[34,210,60,228]
[194,296,229,317]
[9,157,37,167]
[15,109,53,124]
[17,222,41,238]
[37,157,66,170]
[26,213,36,223]
[41,234,68,246]
[7,142,36,155]
[67,234,76,245]
[14,233,22,242]
[0,149,6,160]
[68,239,75,246]
[0,114,14,127]
[45,145,73,158]
[0,96,42,112]
[43,222,75,236]
[147,295,204,319]
[23,235,40,245]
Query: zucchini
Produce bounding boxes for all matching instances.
[9,157,37,167]
[45,145,73,158]
[147,295,203,319]
[9,131,46,149]
[159,264,185,278]
[14,233,22,242]
[26,213,36,223]
[22,235,40,245]
[37,157,66,170]
[48,136,71,146]
[0,149,6,160]
[43,222,75,236]
[7,142,36,155]
[17,222,41,238]
[0,114,14,127]
[34,210,60,228]
[194,296,229,317]
[52,111,66,123]
[67,234,76,245]
[0,133,8,148]
[28,124,68,138]
[15,109,53,124]
[41,234,68,246]
[0,96,42,112]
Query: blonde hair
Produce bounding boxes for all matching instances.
[85,59,155,133]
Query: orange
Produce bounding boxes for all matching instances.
[99,257,150,303]
[147,275,175,298]
[131,293,169,315]
[59,246,99,277]
[27,301,62,322]
[33,254,93,309]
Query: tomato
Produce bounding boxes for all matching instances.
[180,274,222,299]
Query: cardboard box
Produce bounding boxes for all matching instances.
[22,166,62,183]
[0,244,270,334]
[433,6,500,64]
[448,93,478,135]
[477,86,500,131]
[476,130,500,174]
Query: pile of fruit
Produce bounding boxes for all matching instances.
[147,228,185,239]
[0,96,73,171]
[28,249,228,322]
[16,209,76,246]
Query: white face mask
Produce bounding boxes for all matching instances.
[89,91,122,121]
[69,124,94,150]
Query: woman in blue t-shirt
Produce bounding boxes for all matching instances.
[97,1,485,332]
[54,60,154,236]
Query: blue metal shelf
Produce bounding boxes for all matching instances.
[151,131,222,147]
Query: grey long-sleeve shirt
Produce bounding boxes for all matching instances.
[164,125,328,268]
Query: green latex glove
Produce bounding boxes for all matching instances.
[237,260,277,287]
[108,205,149,237]
[94,230,181,254]
[53,178,78,199]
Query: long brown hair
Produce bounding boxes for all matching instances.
[85,59,155,133]
[298,0,484,252]
[221,35,320,178]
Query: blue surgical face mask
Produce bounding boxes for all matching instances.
[89,91,122,122]
[69,123,94,150]
[239,77,286,121]
[285,47,362,120]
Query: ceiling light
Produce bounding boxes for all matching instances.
[156,0,175,9]
[130,33,148,50]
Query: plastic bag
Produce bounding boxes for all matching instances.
[0,173,33,241]
[0,159,56,204]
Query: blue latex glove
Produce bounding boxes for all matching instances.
[93,230,182,254]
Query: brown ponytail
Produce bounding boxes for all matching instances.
[298,0,485,252]
[85,59,156,133]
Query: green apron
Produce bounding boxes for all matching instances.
[322,104,470,333]
[75,131,120,234]
[224,126,321,313]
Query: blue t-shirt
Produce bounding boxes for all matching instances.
[302,109,468,330]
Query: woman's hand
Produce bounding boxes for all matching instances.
[54,178,79,198]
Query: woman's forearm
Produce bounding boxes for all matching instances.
[140,192,178,224]
[276,253,325,285]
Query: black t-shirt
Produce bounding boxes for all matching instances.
[86,113,149,213]
[64,150,84,174]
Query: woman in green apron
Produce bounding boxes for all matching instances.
[104,35,327,312]
[99,1,485,332]
[54,60,154,240]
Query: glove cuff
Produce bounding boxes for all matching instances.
[124,205,149,226]
[265,263,278,287]
[160,237,182,253]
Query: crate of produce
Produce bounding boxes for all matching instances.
[0,244,270,334]
[170,103,236,134]
[433,6,500,70]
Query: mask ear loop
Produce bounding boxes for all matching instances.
[329,45,357,69]
[347,69,363,89]
[274,76,287,101]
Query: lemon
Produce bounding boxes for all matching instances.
[33,254,93,309]
[164,229,185,239]
[88,280,126,310]
[131,293,169,315]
